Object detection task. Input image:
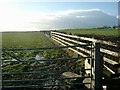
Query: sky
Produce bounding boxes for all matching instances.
[0,1,119,31]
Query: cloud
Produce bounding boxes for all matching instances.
[76,16,88,18]
[0,7,117,31]
[32,9,117,30]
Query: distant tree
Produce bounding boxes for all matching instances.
[108,26,111,29]
[113,26,116,29]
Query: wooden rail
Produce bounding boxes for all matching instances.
[51,31,119,74]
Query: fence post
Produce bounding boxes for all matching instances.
[0,32,2,90]
[0,50,2,90]
[93,42,102,90]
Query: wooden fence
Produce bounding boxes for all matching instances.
[51,31,120,76]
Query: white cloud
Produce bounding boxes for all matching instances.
[47,9,117,29]
[0,5,117,32]
[116,15,120,19]
[76,16,88,18]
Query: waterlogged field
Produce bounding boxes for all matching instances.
[61,29,118,37]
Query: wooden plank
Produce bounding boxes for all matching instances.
[100,48,118,57]
[52,37,87,57]
[52,32,119,60]
[62,72,81,78]
[54,34,91,54]
[54,34,91,47]
[52,37,86,57]
[52,32,118,58]
[51,31,117,47]
[103,64,115,74]
[52,31,119,65]
[52,32,119,75]
[103,57,118,65]
[53,35,119,64]
[53,37,87,57]
[53,36,91,54]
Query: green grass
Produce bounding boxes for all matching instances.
[2,32,54,48]
[2,31,87,88]
[61,29,118,37]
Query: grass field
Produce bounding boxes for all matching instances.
[61,29,118,37]
[2,32,83,85]
[2,32,54,48]
[2,31,119,89]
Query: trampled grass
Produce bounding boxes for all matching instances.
[61,29,118,37]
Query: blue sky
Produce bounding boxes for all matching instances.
[17,2,118,16]
[0,1,118,31]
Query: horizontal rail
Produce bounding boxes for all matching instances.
[2,63,58,72]
[2,57,91,63]
[3,76,92,83]
[51,31,117,47]
[52,31,120,75]
[53,34,92,48]
[52,37,88,57]
[2,70,65,75]
[100,48,118,57]
[53,32,118,57]
[1,44,91,51]
[2,69,91,75]
[53,35,92,54]
[3,83,91,88]
[103,57,118,65]
[103,64,115,74]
